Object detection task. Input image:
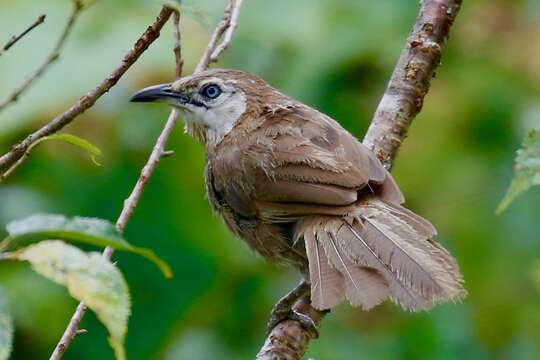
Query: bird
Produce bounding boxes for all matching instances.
[130,68,466,329]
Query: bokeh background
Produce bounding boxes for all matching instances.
[1,0,540,359]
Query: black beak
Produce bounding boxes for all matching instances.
[130,83,177,103]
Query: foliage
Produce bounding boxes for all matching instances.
[39,134,103,166]
[15,241,130,360]
[0,133,102,183]
[2,214,172,278]
[497,130,540,213]
[0,212,172,359]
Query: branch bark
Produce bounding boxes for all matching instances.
[0,1,82,112]
[0,14,46,57]
[364,0,463,169]
[257,0,463,359]
[0,6,174,176]
[50,0,245,358]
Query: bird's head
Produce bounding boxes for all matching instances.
[130,69,279,145]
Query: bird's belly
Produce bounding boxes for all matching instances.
[218,207,307,271]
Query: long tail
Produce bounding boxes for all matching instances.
[297,197,466,311]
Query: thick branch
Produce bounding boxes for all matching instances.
[257,297,325,360]
[257,0,463,359]
[0,7,174,176]
[0,14,46,57]
[364,0,463,169]
[0,2,82,112]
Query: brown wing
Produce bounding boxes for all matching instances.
[211,104,403,222]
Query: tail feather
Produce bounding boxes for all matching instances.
[322,231,388,309]
[304,229,344,309]
[340,221,428,310]
[378,200,437,237]
[298,198,466,311]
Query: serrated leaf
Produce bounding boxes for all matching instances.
[497,129,540,214]
[33,133,102,166]
[0,288,13,360]
[1,214,172,278]
[16,241,129,360]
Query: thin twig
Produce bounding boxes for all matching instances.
[172,10,184,78]
[50,0,245,356]
[209,0,243,62]
[194,0,243,73]
[48,6,176,360]
[0,2,82,112]
[0,14,46,57]
[0,7,175,177]
[0,135,51,183]
[257,0,463,359]
[114,108,180,235]
[49,111,181,360]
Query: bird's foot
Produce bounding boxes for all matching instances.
[266,305,320,336]
[266,280,319,336]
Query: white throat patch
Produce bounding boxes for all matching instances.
[182,90,246,146]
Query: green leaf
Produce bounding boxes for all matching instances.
[497,129,540,214]
[33,133,102,166]
[16,241,129,360]
[1,214,172,278]
[0,288,13,360]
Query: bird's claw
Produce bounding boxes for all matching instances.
[266,305,319,337]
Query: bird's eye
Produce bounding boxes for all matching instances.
[200,84,222,99]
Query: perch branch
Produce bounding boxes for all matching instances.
[0,6,175,177]
[50,0,245,357]
[0,14,46,57]
[363,0,463,169]
[256,0,463,359]
[0,2,82,112]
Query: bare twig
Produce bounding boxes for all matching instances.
[50,108,181,358]
[114,109,180,235]
[172,11,184,78]
[0,2,82,112]
[0,7,175,177]
[257,0,463,359]
[0,14,46,57]
[0,135,53,183]
[50,0,245,357]
[48,7,176,360]
[194,0,243,73]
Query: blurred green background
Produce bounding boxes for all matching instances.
[1,0,540,359]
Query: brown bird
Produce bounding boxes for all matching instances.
[131,69,465,329]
